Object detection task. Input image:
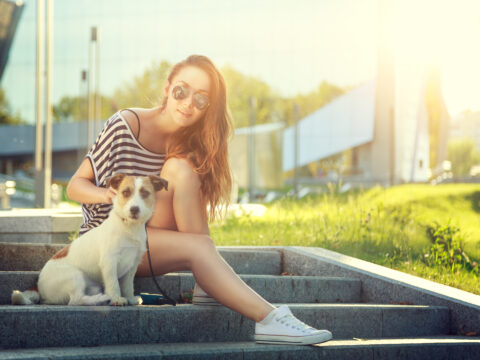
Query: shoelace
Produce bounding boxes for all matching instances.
[275,313,316,334]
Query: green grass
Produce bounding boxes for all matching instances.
[210,183,480,295]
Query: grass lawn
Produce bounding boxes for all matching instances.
[210,183,480,296]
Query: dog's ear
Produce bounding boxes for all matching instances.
[148,175,168,192]
[106,173,126,190]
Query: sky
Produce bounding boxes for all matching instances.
[393,0,480,117]
[2,0,480,123]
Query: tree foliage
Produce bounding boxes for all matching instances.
[0,87,24,125]
[281,81,345,126]
[112,61,171,110]
[50,60,346,129]
[222,65,345,127]
[447,138,480,176]
[222,64,279,127]
[52,94,116,122]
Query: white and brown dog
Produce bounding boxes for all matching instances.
[11,174,167,306]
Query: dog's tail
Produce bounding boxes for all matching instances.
[11,286,40,305]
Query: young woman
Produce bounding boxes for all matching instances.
[67,55,332,346]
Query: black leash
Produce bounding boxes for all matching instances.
[145,227,176,306]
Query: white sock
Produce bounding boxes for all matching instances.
[258,306,278,325]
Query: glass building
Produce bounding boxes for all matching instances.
[11,0,453,190]
[2,0,378,125]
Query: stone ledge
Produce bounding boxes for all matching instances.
[0,243,282,275]
[0,271,362,305]
[283,246,480,336]
[0,208,82,235]
[1,338,479,360]
[0,304,450,348]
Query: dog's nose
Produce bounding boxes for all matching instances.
[130,206,140,216]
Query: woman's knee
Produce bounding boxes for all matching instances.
[151,157,207,233]
[190,234,217,264]
[161,157,201,189]
[194,234,216,252]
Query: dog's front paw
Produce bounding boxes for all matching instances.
[127,296,143,305]
[110,296,128,306]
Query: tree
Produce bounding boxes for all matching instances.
[52,94,116,122]
[222,66,346,128]
[0,87,24,125]
[222,64,280,128]
[51,60,345,130]
[112,61,171,110]
[447,138,480,176]
[53,96,84,122]
[278,81,345,126]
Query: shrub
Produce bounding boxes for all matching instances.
[424,222,478,274]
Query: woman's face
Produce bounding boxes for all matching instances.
[164,65,211,130]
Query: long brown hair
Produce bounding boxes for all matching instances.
[162,55,233,220]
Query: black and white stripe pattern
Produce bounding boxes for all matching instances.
[79,112,165,235]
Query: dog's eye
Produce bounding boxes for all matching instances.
[140,188,150,199]
[122,189,131,197]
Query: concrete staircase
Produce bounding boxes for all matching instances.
[0,212,479,359]
[0,208,82,244]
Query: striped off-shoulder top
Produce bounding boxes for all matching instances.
[79,110,165,235]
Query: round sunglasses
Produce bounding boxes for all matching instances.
[171,85,210,111]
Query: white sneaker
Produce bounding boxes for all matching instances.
[254,305,333,345]
[192,284,221,306]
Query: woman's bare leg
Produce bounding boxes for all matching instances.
[136,228,274,322]
[136,158,275,322]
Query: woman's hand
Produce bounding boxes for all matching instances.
[103,187,117,204]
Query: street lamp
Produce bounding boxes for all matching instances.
[88,26,100,148]
[34,0,53,208]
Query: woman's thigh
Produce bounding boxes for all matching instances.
[148,157,206,233]
[140,182,188,276]
[147,184,177,231]
[138,158,211,276]
[136,227,214,276]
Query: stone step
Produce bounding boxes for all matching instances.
[0,304,450,349]
[0,243,282,274]
[0,271,362,305]
[1,338,479,360]
[0,209,83,244]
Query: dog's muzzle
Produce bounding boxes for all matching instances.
[129,206,140,219]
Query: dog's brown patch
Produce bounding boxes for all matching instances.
[148,175,168,192]
[141,177,157,208]
[27,284,39,292]
[106,173,126,190]
[52,244,70,260]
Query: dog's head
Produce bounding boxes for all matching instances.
[106,174,168,224]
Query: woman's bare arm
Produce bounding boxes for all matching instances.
[66,158,116,205]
